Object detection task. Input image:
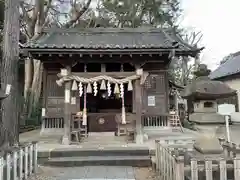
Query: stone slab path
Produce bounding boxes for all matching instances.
[28,166,157,180]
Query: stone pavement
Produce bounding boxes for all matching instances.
[28,166,157,180]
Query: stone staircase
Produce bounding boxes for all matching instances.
[39,146,151,167]
[38,133,151,167]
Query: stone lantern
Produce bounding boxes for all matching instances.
[182,64,236,154]
[182,64,236,125]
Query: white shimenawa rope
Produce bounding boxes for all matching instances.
[56,73,148,125]
[56,75,141,86]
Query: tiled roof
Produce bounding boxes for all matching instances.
[209,51,240,79]
[23,27,197,51]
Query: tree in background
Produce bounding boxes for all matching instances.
[0,0,20,147]
[19,0,201,122]
[169,30,203,86]
[99,0,181,28]
[20,0,92,120]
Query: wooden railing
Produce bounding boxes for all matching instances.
[155,139,240,180]
[155,140,185,180]
[0,142,38,180]
[141,114,169,130]
[40,116,64,135]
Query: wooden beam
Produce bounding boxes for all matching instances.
[70,72,136,79]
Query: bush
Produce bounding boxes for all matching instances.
[183,120,197,131]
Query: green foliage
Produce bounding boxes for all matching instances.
[193,64,211,77]
[98,0,181,28]
[0,1,3,27]
[25,102,42,126]
[182,120,197,131]
[0,1,4,42]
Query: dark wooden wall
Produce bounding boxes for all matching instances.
[142,63,169,114]
[44,72,80,116]
[43,61,169,116]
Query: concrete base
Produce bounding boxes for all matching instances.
[62,135,70,145]
[135,134,144,144]
[189,112,225,123]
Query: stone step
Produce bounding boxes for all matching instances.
[43,148,150,158]
[41,156,151,167]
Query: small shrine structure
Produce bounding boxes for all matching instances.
[182,64,236,125]
[21,27,201,144]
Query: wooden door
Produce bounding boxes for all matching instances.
[88,113,117,132]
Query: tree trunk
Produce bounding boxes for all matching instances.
[24,57,33,98]
[0,0,20,147]
[27,60,43,118]
[182,57,188,86]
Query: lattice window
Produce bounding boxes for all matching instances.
[144,75,157,90]
[156,74,165,93]
[46,74,64,97]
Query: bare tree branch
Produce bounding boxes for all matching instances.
[64,0,92,28]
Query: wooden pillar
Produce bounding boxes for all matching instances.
[62,66,71,145]
[132,85,136,113]
[135,78,143,144]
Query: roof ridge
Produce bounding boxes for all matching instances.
[41,27,173,34]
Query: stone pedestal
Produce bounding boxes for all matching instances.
[62,135,70,145]
[194,136,223,154]
[189,113,225,124]
[135,134,144,144]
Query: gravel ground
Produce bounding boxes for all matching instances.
[28,166,157,180]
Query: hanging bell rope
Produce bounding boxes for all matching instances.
[122,107,126,124]
[120,83,126,124]
[82,108,87,126]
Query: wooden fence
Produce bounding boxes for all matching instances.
[0,141,38,180]
[155,139,240,180]
[142,114,169,131]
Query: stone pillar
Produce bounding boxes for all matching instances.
[62,66,71,145]
[135,79,143,144]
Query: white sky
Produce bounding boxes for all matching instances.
[181,0,240,70]
[89,0,240,70]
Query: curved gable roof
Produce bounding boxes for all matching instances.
[22,27,201,55]
[209,51,240,80]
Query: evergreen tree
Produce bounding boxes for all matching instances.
[99,0,181,28]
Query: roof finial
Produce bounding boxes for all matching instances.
[193,64,211,77]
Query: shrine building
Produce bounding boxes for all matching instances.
[21,27,201,144]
